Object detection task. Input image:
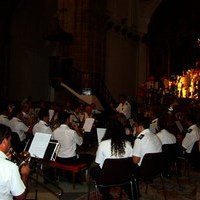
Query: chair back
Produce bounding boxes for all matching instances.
[96,157,133,185]
[139,152,164,179]
[191,140,199,155]
[189,140,200,167]
[162,143,179,162]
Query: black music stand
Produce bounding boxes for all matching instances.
[26,133,62,200]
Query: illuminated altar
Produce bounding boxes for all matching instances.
[176,69,200,99]
[138,68,200,105]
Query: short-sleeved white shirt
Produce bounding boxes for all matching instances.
[182,124,200,153]
[133,129,162,166]
[157,129,176,145]
[53,124,83,158]
[116,101,131,119]
[0,115,10,128]
[32,120,53,136]
[0,151,26,200]
[95,139,133,168]
[9,117,29,142]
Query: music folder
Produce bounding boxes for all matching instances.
[28,132,60,161]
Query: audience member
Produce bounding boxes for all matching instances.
[0,124,30,200]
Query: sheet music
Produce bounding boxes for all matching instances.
[83,118,95,132]
[96,128,106,144]
[49,109,54,121]
[175,121,184,133]
[28,132,51,158]
[150,123,157,134]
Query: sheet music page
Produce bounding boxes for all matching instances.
[49,109,54,121]
[150,123,157,134]
[96,128,106,144]
[175,121,184,132]
[28,132,51,158]
[83,118,95,132]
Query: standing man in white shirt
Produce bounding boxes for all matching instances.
[115,94,131,120]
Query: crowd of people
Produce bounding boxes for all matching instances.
[0,94,200,200]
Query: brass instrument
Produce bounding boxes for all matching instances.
[11,150,31,167]
[10,149,63,199]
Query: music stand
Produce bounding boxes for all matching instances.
[27,132,62,200]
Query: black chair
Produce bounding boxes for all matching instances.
[162,143,179,181]
[177,140,200,182]
[88,157,137,200]
[187,140,200,168]
[138,152,167,200]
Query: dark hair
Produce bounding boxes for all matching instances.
[187,113,197,124]
[157,114,169,130]
[38,108,49,120]
[102,119,127,157]
[11,105,21,118]
[0,101,9,114]
[135,114,150,129]
[57,111,70,124]
[0,124,11,144]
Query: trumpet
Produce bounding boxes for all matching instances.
[9,149,31,167]
[9,149,63,199]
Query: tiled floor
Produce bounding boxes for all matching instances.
[26,167,200,200]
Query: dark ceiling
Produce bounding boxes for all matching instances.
[147,0,200,76]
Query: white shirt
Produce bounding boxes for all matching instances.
[95,139,133,168]
[182,124,200,153]
[157,129,176,145]
[32,120,53,136]
[0,151,26,200]
[150,118,158,134]
[116,101,131,119]
[133,129,162,166]
[0,115,10,127]
[9,117,29,142]
[53,124,83,158]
